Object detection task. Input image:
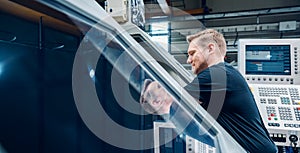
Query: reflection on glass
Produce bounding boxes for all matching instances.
[39,0,246,152]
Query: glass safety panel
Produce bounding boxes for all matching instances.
[37,0,246,152]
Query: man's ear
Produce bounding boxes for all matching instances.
[208,43,214,53]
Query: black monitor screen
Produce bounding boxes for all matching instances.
[245,45,291,75]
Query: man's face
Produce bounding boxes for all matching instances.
[144,82,166,107]
[141,81,173,114]
[186,41,208,74]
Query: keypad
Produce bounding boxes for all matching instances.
[278,107,293,120]
[268,123,280,127]
[268,99,277,104]
[294,107,300,121]
[280,97,290,105]
[260,98,266,104]
[253,84,300,146]
[284,123,300,128]
[289,88,300,105]
[266,106,277,121]
[258,87,288,97]
[270,133,286,142]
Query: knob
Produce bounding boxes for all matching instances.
[289,135,298,143]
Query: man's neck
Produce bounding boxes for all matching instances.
[207,57,224,67]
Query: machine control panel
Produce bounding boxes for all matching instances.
[186,135,216,153]
[154,121,216,153]
[250,84,300,146]
[238,39,300,85]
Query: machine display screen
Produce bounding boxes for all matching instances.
[245,45,291,75]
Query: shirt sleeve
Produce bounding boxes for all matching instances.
[169,102,215,146]
[184,65,227,110]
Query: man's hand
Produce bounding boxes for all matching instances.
[140,79,173,115]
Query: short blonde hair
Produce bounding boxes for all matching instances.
[187,29,227,56]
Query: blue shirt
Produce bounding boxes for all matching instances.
[183,62,277,153]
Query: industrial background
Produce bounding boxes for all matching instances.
[0,0,300,153]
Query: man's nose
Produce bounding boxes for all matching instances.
[187,56,192,64]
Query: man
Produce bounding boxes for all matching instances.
[140,29,278,153]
